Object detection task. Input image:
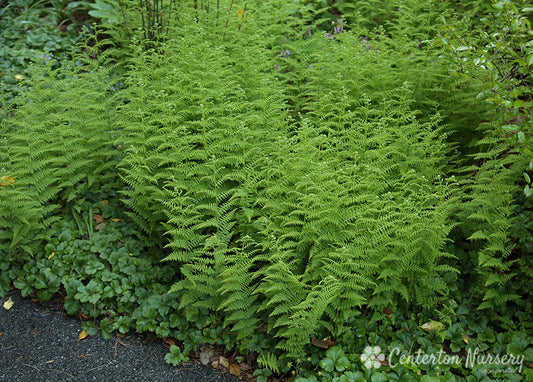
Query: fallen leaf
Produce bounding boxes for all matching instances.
[462,333,469,344]
[111,218,124,222]
[3,297,14,310]
[199,349,213,366]
[211,360,219,369]
[93,214,105,224]
[162,337,176,349]
[420,320,445,332]
[99,200,109,205]
[94,222,107,230]
[78,330,89,340]
[0,175,15,187]
[45,360,54,363]
[383,307,393,316]
[311,337,336,349]
[14,74,24,82]
[219,356,230,369]
[48,252,55,260]
[229,363,240,376]
[0,333,3,336]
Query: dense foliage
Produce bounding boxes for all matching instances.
[1,0,531,381]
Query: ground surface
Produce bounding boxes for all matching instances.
[0,291,239,382]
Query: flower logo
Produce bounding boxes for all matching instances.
[360,345,385,369]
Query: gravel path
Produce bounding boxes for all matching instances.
[0,291,239,382]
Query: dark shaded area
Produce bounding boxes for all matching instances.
[0,291,239,382]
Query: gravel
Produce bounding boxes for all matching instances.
[0,291,240,382]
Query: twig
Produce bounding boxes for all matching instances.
[47,368,74,378]
[115,337,140,350]
[17,358,40,371]
[138,345,158,364]
[87,362,113,372]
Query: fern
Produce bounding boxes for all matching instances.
[0,54,121,254]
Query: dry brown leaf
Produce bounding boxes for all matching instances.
[3,297,14,311]
[162,337,176,349]
[93,214,105,224]
[219,356,230,369]
[211,360,219,369]
[229,363,240,376]
[311,337,336,349]
[94,222,107,230]
[78,330,89,340]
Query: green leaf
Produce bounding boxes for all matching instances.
[64,298,80,315]
[321,357,335,372]
[82,321,100,336]
[336,356,351,372]
[507,335,528,355]
[371,373,389,382]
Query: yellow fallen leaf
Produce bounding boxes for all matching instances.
[99,200,109,205]
[48,252,55,260]
[3,297,14,310]
[420,320,445,332]
[14,74,24,82]
[111,218,124,222]
[229,363,241,376]
[462,333,469,344]
[0,175,15,187]
[78,330,89,340]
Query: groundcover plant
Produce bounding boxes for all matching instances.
[0,0,531,381]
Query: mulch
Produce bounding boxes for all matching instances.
[0,290,240,382]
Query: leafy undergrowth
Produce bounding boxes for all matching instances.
[0,0,90,111]
[2,193,531,381]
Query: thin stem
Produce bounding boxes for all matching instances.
[140,0,147,41]
[237,1,247,32]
